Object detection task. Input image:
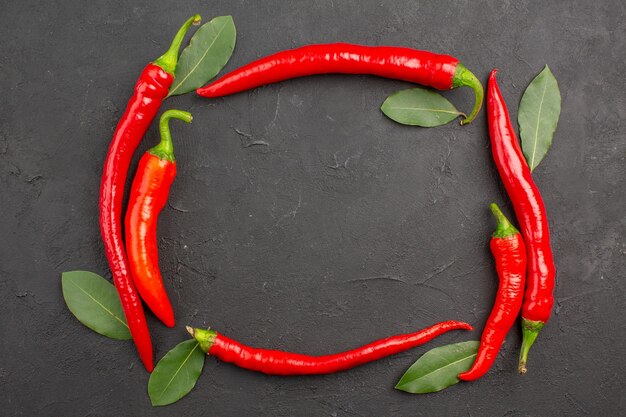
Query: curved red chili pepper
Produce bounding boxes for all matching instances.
[196,43,483,124]
[458,203,526,381]
[487,70,556,374]
[125,110,192,328]
[99,16,200,371]
[187,321,472,375]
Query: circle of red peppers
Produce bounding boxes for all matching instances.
[98,25,555,380]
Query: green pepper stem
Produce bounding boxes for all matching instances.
[153,14,202,75]
[490,203,519,238]
[186,325,217,353]
[519,318,545,374]
[452,63,484,125]
[149,110,193,161]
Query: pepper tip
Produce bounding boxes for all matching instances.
[142,357,155,373]
[453,321,474,331]
[457,369,476,382]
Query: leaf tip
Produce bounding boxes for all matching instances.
[542,64,555,78]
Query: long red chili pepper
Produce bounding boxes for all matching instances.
[125,110,192,328]
[99,15,200,371]
[487,70,556,374]
[459,203,526,381]
[196,43,484,124]
[187,321,472,375]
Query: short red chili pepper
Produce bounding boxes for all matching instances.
[187,321,472,375]
[459,203,526,381]
[196,43,484,124]
[487,70,556,374]
[99,15,200,371]
[125,110,192,328]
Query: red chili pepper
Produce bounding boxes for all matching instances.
[196,43,484,124]
[486,70,556,374]
[99,15,200,371]
[125,110,192,328]
[187,321,472,375]
[458,204,526,381]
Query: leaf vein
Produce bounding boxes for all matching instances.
[530,76,549,169]
[169,20,229,95]
[390,107,461,115]
[69,277,128,329]
[398,352,476,388]
[156,343,200,400]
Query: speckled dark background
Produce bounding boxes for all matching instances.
[1,0,624,416]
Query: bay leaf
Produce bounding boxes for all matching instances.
[61,271,131,340]
[168,16,236,96]
[381,88,464,127]
[518,65,561,171]
[148,340,205,406]
[395,340,479,394]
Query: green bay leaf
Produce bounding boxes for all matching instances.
[395,340,479,394]
[168,15,236,96]
[518,65,561,171]
[381,87,464,127]
[61,271,131,340]
[149,340,205,406]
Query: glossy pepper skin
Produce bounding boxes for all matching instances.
[197,43,484,124]
[188,321,472,375]
[487,70,556,374]
[99,15,200,371]
[459,204,526,381]
[125,110,192,328]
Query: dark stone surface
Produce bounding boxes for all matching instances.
[1,0,624,415]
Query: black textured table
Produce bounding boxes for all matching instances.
[1,1,624,416]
